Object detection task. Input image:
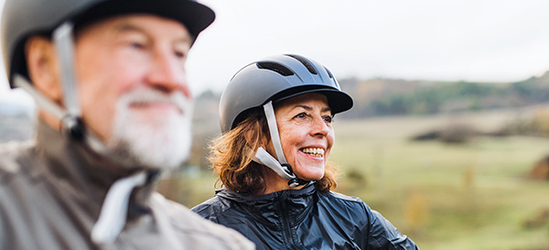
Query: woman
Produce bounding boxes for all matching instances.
[192,54,419,249]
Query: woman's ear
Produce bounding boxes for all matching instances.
[25,36,63,103]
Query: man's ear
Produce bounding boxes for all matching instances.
[25,36,63,104]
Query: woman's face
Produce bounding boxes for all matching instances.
[269,93,334,181]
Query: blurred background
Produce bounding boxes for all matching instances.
[2,0,549,249]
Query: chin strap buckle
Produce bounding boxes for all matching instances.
[282,163,308,188]
[288,179,301,187]
[288,178,310,187]
[281,163,293,176]
[62,115,85,140]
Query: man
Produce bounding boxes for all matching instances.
[0,0,255,249]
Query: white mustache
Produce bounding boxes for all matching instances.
[120,88,191,114]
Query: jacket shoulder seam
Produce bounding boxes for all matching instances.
[326,191,364,203]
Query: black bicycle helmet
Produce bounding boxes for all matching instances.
[219,54,353,134]
[2,0,215,87]
[219,54,353,187]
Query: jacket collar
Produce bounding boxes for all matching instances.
[216,183,317,230]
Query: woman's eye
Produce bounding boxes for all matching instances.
[323,115,333,123]
[295,113,307,119]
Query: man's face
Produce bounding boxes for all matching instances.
[74,15,194,169]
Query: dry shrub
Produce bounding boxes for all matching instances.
[530,156,549,180]
[404,189,430,236]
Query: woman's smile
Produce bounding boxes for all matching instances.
[300,147,325,159]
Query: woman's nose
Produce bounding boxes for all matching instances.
[311,116,329,137]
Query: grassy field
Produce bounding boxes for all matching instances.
[159,109,549,250]
[329,114,549,250]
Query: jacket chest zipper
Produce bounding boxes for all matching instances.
[278,194,305,250]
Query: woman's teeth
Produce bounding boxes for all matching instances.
[301,148,325,157]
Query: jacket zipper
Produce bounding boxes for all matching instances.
[279,192,305,250]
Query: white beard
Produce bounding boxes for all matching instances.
[105,87,193,170]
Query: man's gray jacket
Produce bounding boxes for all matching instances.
[0,121,255,250]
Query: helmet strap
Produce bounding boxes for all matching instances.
[13,74,83,138]
[50,22,118,157]
[263,101,287,164]
[52,22,84,139]
[254,101,307,187]
[253,147,295,180]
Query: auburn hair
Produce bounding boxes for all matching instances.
[209,110,338,194]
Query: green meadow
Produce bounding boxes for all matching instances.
[160,109,549,250]
[329,114,549,250]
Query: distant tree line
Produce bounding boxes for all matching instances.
[339,71,549,118]
[368,81,502,115]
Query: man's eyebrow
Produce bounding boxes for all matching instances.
[113,22,192,45]
[113,23,145,33]
[174,36,192,46]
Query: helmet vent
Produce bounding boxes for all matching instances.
[286,54,318,75]
[324,67,334,79]
[257,62,295,76]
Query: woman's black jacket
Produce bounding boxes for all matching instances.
[192,184,419,250]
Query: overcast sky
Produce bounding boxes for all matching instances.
[1,0,549,107]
